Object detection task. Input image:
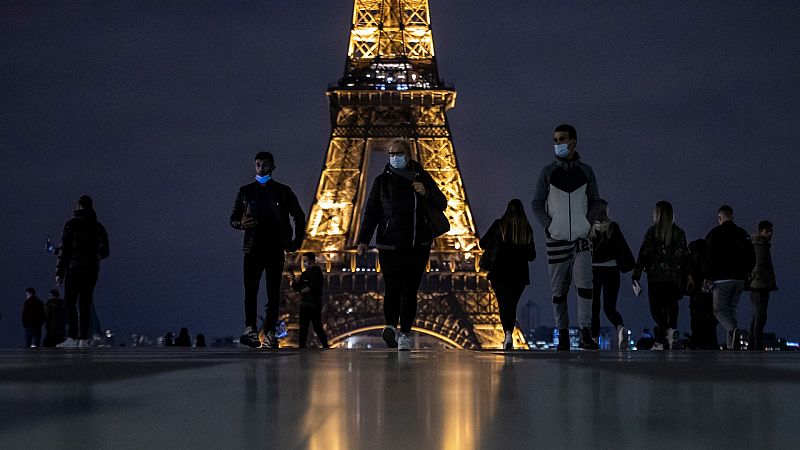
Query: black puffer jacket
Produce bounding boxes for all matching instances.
[55,209,109,277]
[357,161,447,249]
[230,180,306,253]
[704,221,755,281]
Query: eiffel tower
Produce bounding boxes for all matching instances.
[280,0,528,349]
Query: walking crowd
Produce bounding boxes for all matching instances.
[23,124,777,352]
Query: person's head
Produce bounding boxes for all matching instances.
[590,199,612,240]
[499,198,533,244]
[553,124,577,159]
[596,199,610,222]
[758,220,774,241]
[653,200,675,246]
[76,195,93,211]
[301,252,316,269]
[25,287,35,299]
[48,289,59,300]
[717,205,734,224]
[387,140,412,169]
[179,327,189,337]
[254,151,275,177]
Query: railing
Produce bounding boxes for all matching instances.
[287,249,483,273]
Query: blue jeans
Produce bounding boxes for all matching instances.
[712,280,744,347]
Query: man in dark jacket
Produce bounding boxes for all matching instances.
[231,151,306,348]
[290,252,328,348]
[43,289,66,347]
[22,288,45,348]
[55,195,110,348]
[703,205,755,350]
[748,220,777,350]
[356,140,447,351]
[531,124,601,350]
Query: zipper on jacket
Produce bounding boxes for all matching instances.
[568,191,572,242]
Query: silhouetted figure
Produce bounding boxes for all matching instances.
[480,199,536,350]
[175,328,192,347]
[231,151,306,349]
[290,252,329,348]
[531,124,601,351]
[195,333,206,348]
[633,201,691,350]
[687,239,718,349]
[55,195,109,348]
[164,332,175,347]
[356,140,448,351]
[747,220,777,351]
[43,289,66,347]
[589,199,635,350]
[22,288,45,348]
[703,205,755,350]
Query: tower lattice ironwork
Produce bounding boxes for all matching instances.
[279,0,527,349]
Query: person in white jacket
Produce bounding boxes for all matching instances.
[532,124,601,351]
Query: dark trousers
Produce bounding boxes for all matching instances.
[591,266,624,338]
[24,328,41,347]
[689,292,718,349]
[750,290,770,350]
[379,246,431,333]
[64,268,99,340]
[491,280,526,332]
[243,249,285,331]
[298,305,329,348]
[647,281,680,344]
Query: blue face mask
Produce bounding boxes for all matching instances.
[255,174,271,184]
[554,143,570,158]
[389,154,407,169]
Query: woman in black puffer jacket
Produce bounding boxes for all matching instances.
[356,141,447,351]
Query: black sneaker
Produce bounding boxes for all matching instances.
[578,327,599,350]
[261,332,278,349]
[557,328,570,351]
[382,326,398,348]
[240,326,260,348]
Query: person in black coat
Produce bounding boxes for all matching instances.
[175,328,192,347]
[55,195,109,348]
[22,288,45,348]
[356,140,447,351]
[230,151,306,349]
[687,239,718,349]
[589,200,635,350]
[290,252,328,348]
[43,289,66,347]
[480,199,536,350]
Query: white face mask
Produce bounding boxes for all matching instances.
[554,143,570,158]
[389,154,407,169]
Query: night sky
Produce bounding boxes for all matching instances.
[2,1,799,347]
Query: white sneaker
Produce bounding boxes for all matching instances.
[56,338,79,348]
[652,342,665,351]
[503,331,513,350]
[78,339,90,348]
[666,328,679,349]
[617,326,630,350]
[398,333,412,351]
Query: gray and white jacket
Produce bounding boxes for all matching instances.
[531,152,600,242]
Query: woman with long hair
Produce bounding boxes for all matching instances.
[632,201,692,350]
[480,199,536,349]
[589,200,635,350]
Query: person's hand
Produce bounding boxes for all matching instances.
[703,279,713,292]
[686,275,696,293]
[288,271,296,281]
[412,182,426,196]
[357,244,368,255]
[242,217,258,229]
[55,276,63,286]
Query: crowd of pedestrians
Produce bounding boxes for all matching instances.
[23,124,777,353]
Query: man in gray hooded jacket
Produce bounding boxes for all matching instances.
[532,124,600,350]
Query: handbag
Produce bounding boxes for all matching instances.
[422,196,450,238]
[479,225,503,272]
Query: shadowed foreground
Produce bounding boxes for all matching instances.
[1,349,799,448]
